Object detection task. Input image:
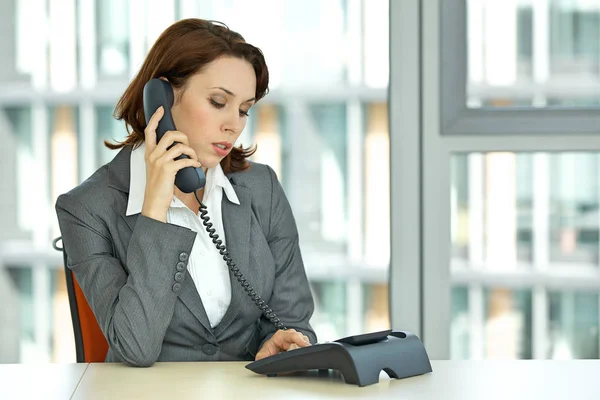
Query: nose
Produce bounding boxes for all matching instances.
[222,107,242,135]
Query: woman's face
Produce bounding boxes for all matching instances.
[170,56,257,168]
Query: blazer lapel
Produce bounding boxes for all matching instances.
[122,213,139,233]
[178,274,214,336]
[213,183,252,337]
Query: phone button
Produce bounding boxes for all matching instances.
[176,262,186,271]
[172,283,182,293]
[179,252,189,262]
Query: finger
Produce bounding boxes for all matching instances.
[288,331,311,347]
[144,106,164,155]
[273,330,311,351]
[280,330,311,347]
[171,158,202,173]
[287,343,300,351]
[255,329,292,361]
[155,130,190,153]
[255,340,280,361]
[161,143,199,164]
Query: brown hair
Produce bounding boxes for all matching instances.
[106,19,269,173]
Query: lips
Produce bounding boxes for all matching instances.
[211,142,233,157]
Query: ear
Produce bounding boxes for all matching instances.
[157,76,183,105]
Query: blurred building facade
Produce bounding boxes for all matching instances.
[0,0,390,363]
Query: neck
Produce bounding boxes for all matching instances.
[174,186,204,214]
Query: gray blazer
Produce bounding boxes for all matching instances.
[55,145,316,366]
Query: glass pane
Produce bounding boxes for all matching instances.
[450,286,533,360]
[450,285,532,360]
[308,282,390,343]
[451,153,535,267]
[2,107,32,241]
[450,286,470,359]
[549,153,600,264]
[96,105,127,168]
[97,0,130,77]
[279,103,348,257]
[51,267,76,363]
[548,291,599,359]
[467,0,600,108]
[188,0,348,88]
[50,106,79,201]
[0,266,73,364]
[451,151,600,360]
[452,152,600,269]
[363,283,390,333]
[310,281,347,341]
[363,0,389,88]
[0,268,31,363]
[483,288,532,359]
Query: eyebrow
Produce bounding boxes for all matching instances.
[211,86,255,103]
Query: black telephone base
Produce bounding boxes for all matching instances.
[245,329,432,387]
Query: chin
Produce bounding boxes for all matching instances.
[200,158,223,169]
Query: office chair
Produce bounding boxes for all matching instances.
[53,237,109,363]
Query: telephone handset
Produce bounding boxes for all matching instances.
[143,78,206,193]
[142,78,286,331]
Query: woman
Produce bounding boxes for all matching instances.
[55,18,316,367]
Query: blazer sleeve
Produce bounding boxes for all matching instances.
[258,166,318,347]
[56,192,197,367]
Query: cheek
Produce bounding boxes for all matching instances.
[193,108,213,133]
[179,105,215,142]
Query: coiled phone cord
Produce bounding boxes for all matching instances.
[194,190,287,331]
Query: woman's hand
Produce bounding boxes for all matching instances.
[255,329,312,361]
[141,106,201,222]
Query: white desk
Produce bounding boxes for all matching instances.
[0,363,88,399]
[70,360,600,400]
[2,360,599,399]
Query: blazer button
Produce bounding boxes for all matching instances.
[202,344,218,355]
[179,252,189,262]
[176,262,186,272]
[172,283,182,293]
[174,272,184,282]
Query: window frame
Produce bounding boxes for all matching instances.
[389,0,600,359]
[440,0,600,136]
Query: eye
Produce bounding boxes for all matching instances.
[239,110,249,117]
[210,99,225,109]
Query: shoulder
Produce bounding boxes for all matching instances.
[56,149,129,218]
[227,161,278,193]
[56,165,109,209]
[226,162,289,234]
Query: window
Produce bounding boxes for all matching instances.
[467,0,600,108]
[450,152,600,359]
[441,0,600,135]
[389,1,600,360]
